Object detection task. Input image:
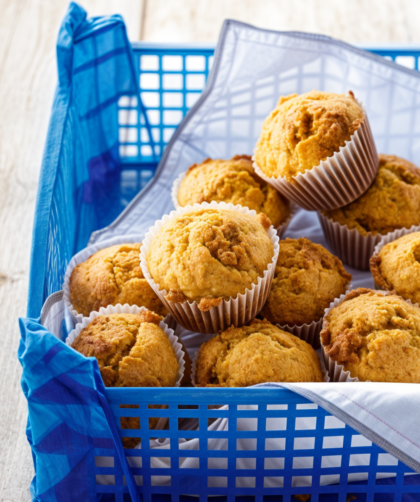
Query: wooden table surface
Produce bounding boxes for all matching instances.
[1,1,419,500]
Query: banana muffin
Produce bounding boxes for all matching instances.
[323,154,420,236]
[177,155,290,228]
[195,319,323,387]
[69,243,167,317]
[72,310,180,447]
[321,288,420,382]
[254,90,363,180]
[370,232,420,305]
[146,208,274,311]
[260,238,352,326]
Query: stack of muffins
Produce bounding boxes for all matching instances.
[63,87,420,418]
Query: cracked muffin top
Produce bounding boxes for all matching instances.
[254,90,363,180]
[195,318,323,387]
[370,232,420,305]
[71,310,179,387]
[321,288,420,382]
[146,208,274,311]
[69,243,167,318]
[260,238,351,326]
[177,155,290,228]
[323,154,420,236]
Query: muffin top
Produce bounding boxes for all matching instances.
[72,310,179,387]
[195,319,323,387]
[321,288,420,382]
[178,155,290,228]
[146,208,275,311]
[323,154,420,236]
[370,232,420,305]
[254,90,363,179]
[260,238,351,326]
[70,243,167,318]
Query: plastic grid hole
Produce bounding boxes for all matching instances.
[236,438,257,451]
[119,127,138,143]
[266,417,287,431]
[322,435,344,449]
[376,472,397,485]
[237,418,258,431]
[179,457,199,469]
[263,477,284,488]
[349,453,371,466]
[292,476,312,487]
[208,438,228,450]
[324,416,346,429]
[396,55,416,68]
[351,434,372,447]
[95,456,114,467]
[236,458,256,470]
[162,55,183,71]
[295,417,317,430]
[292,457,314,469]
[151,476,170,486]
[208,458,227,469]
[294,437,315,450]
[265,437,286,450]
[378,453,399,466]
[321,455,342,468]
[264,457,285,470]
[236,477,256,488]
[320,474,340,486]
[140,55,159,70]
[186,55,206,71]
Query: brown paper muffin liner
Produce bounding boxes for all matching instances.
[190,348,330,387]
[63,234,174,327]
[66,304,186,431]
[317,212,384,271]
[252,102,378,212]
[321,290,419,382]
[171,170,298,238]
[370,224,420,290]
[140,201,280,334]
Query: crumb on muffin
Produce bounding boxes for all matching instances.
[321,288,420,382]
[323,154,420,236]
[69,243,168,317]
[195,318,323,386]
[178,155,290,228]
[370,232,420,305]
[260,238,351,326]
[254,90,363,179]
[146,209,275,311]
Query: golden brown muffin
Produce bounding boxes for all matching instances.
[254,90,363,180]
[370,232,420,305]
[147,208,274,311]
[321,288,420,382]
[195,319,323,386]
[178,155,290,228]
[72,310,181,448]
[69,243,167,317]
[323,154,420,236]
[260,238,351,326]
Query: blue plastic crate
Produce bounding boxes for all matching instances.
[24,8,420,501]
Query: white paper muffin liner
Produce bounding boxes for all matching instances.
[370,224,420,290]
[66,304,186,432]
[277,282,352,349]
[317,212,385,271]
[252,101,378,212]
[321,290,419,382]
[171,170,298,239]
[63,234,171,325]
[191,347,330,387]
[140,201,280,334]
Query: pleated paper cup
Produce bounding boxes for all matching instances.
[171,170,297,239]
[140,201,280,334]
[191,348,330,387]
[370,224,420,290]
[317,212,385,271]
[277,283,351,350]
[252,102,378,212]
[320,290,419,382]
[62,234,172,325]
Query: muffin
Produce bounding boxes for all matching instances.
[194,319,323,387]
[323,154,420,236]
[177,155,290,228]
[69,243,167,317]
[370,232,420,305]
[254,90,364,180]
[71,310,179,387]
[321,288,420,382]
[260,238,352,327]
[71,309,180,448]
[146,208,275,311]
